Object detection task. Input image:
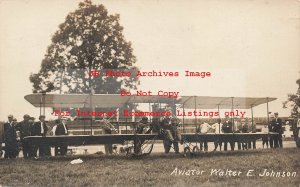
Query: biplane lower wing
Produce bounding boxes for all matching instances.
[23,133,277,147]
[23,134,158,146]
[183,132,278,142]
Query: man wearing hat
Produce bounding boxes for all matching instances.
[169,117,182,153]
[136,117,149,134]
[4,115,18,158]
[16,114,33,158]
[32,115,49,157]
[261,123,269,148]
[54,118,69,156]
[161,116,180,153]
[239,118,249,150]
[198,121,211,151]
[222,116,235,151]
[99,118,114,155]
[268,114,273,148]
[133,117,149,154]
[212,118,223,151]
[270,112,283,148]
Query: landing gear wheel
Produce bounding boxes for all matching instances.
[125,146,133,157]
[129,137,155,158]
[192,146,200,153]
[183,147,191,157]
[141,143,154,156]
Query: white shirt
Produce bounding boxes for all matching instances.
[200,123,211,133]
[233,121,239,132]
[40,121,44,134]
[8,121,13,126]
[62,122,68,134]
[52,125,57,135]
[261,126,269,133]
[285,124,291,132]
[212,123,223,134]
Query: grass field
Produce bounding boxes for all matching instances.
[0,148,299,187]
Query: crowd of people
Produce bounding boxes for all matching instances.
[2,114,69,159]
[136,112,284,154]
[194,116,258,152]
[1,112,285,158]
[198,112,284,152]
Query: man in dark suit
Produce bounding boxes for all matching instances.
[16,114,33,158]
[238,118,249,150]
[4,115,18,158]
[270,112,283,148]
[268,115,275,148]
[100,118,114,155]
[32,115,49,157]
[54,118,69,156]
[222,116,234,151]
[248,121,257,149]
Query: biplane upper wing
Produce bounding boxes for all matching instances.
[24,94,276,109]
[177,96,277,109]
[24,94,177,108]
[24,94,132,108]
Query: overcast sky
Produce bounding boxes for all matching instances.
[0,0,299,121]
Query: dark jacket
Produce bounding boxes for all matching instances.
[16,121,32,140]
[32,121,48,136]
[222,121,233,133]
[4,122,17,143]
[55,123,68,135]
[3,122,18,156]
[241,124,249,133]
[270,118,283,133]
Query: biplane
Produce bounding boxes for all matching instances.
[20,93,287,157]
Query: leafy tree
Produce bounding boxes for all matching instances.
[30,0,139,94]
[283,79,300,118]
[284,79,300,147]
